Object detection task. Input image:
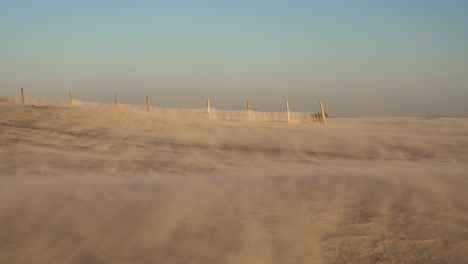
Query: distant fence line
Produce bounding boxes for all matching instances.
[0,88,328,124]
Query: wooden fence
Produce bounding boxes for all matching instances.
[0,88,328,124]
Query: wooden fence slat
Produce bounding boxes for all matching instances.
[247,100,251,122]
[207,98,211,119]
[320,100,327,125]
[146,96,150,112]
[21,87,24,104]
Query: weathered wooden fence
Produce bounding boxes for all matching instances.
[0,88,328,124]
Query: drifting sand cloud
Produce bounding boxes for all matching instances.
[0,105,467,263]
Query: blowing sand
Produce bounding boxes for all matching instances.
[1,104,467,263]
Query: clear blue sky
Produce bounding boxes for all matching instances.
[1,0,467,116]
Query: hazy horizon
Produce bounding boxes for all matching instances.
[1,1,467,116]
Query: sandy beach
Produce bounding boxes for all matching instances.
[1,104,467,263]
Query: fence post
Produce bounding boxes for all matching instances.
[207,98,211,119]
[21,87,25,104]
[69,89,73,105]
[115,93,118,108]
[247,100,252,122]
[146,96,150,112]
[319,100,327,125]
[286,100,290,122]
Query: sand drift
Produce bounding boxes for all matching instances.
[1,105,467,263]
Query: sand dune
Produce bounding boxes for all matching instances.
[1,104,467,263]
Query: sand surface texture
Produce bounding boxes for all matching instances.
[1,104,468,263]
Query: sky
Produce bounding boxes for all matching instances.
[0,0,467,116]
